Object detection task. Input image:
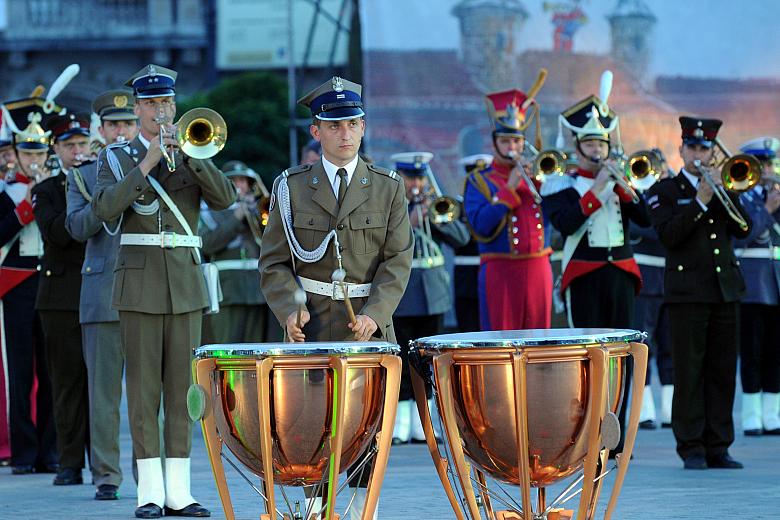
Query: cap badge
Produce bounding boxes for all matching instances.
[69,120,80,129]
[765,138,773,150]
[361,177,368,185]
[148,64,157,77]
[693,128,704,138]
[332,77,344,93]
[114,95,128,108]
[28,112,42,124]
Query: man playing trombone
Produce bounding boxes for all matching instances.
[463,78,553,331]
[647,116,750,470]
[93,64,235,518]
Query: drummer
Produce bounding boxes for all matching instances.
[259,76,413,518]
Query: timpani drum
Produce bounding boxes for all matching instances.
[409,329,647,520]
[190,342,401,520]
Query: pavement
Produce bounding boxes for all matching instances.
[0,383,778,519]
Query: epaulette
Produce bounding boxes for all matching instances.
[540,173,575,197]
[465,170,492,200]
[282,163,313,178]
[367,163,400,181]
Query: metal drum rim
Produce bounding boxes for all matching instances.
[410,328,646,349]
[195,341,400,358]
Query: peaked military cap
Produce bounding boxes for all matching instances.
[47,112,90,142]
[92,89,137,121]
[740,136,780,160]
[222,160,261,183]
[459,153,493,174]
[679,116,722,149]
[125,64,177,99]
[298,76,364,121]
[390,151,433,177]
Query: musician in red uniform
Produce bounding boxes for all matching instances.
[463,77,552,331]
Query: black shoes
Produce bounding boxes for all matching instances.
[764,427,780,435]
[744,428,762,436]
[135,503,162,519]
[683,455,707,470]
[95,484,119,500]
[661,422,672,428]
[53,467,83,485]
[706,453,743,469]
[36,463,59,474]
[163,503,211,517]
[639,419,657,430]
[11,465,34,475]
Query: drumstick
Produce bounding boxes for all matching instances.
[331,269,357,327]
[294,288,307,329]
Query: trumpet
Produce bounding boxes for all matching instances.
[507,150,542,204]
[625,149,665,192]
[155,107,228,172]
[689,137,759,231]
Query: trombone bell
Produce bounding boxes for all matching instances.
[534,149,568,179]
[722,154,761,192]
[627,150,663,191]
[429,196,460,225]
[176,108,227,160]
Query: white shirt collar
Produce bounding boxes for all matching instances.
[680,168,700,188]
[137,132,151,150]
[321,154,359,195]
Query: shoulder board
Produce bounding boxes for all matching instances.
[283,163,313,178]
[540,174,575,197]
[367,163,400,181]
[465,170,492,200]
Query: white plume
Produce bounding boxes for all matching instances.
[598,70,613,117]
[43,64,80,114]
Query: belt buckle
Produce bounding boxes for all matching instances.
[332,281,346,300]
[160,231,176,249]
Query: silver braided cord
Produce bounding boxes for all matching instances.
[105,143,159,216]
[278,174,342,266]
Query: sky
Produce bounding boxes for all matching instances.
[361,0,780,79]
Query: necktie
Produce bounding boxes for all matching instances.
[337,168,348,205]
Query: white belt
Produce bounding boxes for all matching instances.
[411,256,445,269]
[735,247,780,260]
[213,259,258,271]
[120,232,202,249]
[298,276,372,300]
[454,256,480,266]
[634,253,666,268]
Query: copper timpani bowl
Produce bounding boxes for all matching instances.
[410,328,648,520]
[194,342,399,486]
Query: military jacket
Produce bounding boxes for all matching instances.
[65,161,121,324]
[647,172,751,304]
[733,186,780,305]
[0,174,40,298]
[92,136,235,315]
[32,170,85,311]
[199,204,265,306]
[260,158,414,342]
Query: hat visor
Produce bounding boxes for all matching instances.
[135,88,175,99]
[225,170,261,182]
[101,111,139,122]
[396,168,427,177]
[15,142,49,151]
[55,129,91,142]
[682,137,714,148]
[316,107,365,121]
[741,149,775,160]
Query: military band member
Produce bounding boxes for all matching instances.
[0,125,15,180]
[300,138,322,165]
[33,112,91,486]
[453,154,491,333]
[93,64,235,518]
[389,152,469,444]
[542,74,650,456]
[631,150,674,429]
[647,116,750,470]
[260,76,413,519]
[463,88,552,330]
[200,160,278,343]
[65,89,139,499]
[0,95,59,476]
[733,137,780,436]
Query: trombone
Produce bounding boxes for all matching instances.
[156,107,228,172]
[422,167,460,224]
[522,143,568,180]
[597,150,641,203]
[508,149,543,204]
[690,137,759,231]
[625,149,665,192]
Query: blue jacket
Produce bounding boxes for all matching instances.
[733,186,780,305]
[65,161,121,324]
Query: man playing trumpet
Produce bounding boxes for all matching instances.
[93,64,235,518]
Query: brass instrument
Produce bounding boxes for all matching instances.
[421,167,460,224]
[156,107,228,172]
[522,143,568,179]
[690,137,759,231]
[507,150,542,204]
[596,150,640,203]
[625,149,664,192]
